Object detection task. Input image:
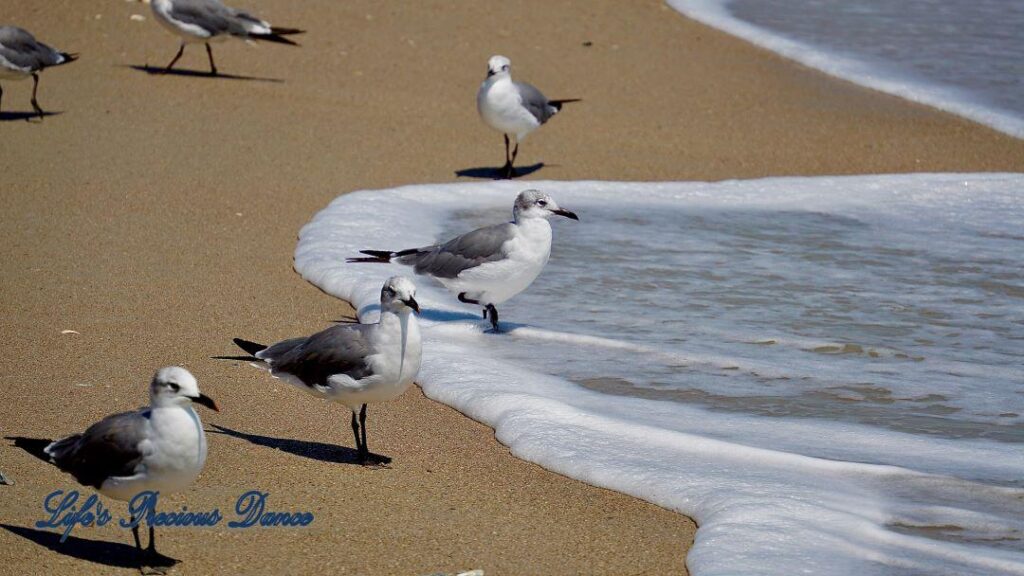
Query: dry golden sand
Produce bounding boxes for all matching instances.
[1,1,1022,575]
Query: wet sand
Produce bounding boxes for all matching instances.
[1,1,1022,574]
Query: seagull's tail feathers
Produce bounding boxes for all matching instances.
[232,338,268,357]
[57,52,79,66]
[250,28,305,46]
[549,98,581,112]
[43,435,80,464]
[346,248,421,264]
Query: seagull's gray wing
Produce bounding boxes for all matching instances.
[398,222,516,279]
[263,324,375,387]
[0,26,67,71]
[168,0,266,37]
[45,411,149,489]
[515,81,557,124]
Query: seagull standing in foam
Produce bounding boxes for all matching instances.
[39,367,218,571]
[149,0,303,75]
[0,26,76,119]
[349,190,579,332]
[477,55,580,179]
[229,277,421,465]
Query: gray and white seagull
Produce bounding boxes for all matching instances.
[476,55,580,179]
[40,367,218,571]
[0,26,77,119]
[349,190,579,332]
[149,0,304,75]
[229,276,421,465]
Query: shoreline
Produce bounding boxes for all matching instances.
[2,1,1023,574]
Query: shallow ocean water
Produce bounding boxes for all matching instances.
[296,175,1024,575]
[667,0,1024,138]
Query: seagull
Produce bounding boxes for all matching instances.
[149,0,304,75]
[41,367,218,570]
[0,26,76,119]
[349,190,579,332]
[229,276,421,465]
[476,55,580,179]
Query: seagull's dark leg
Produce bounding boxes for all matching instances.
[486,304,500,332]
[0,83,4,114]
[507,141,520,179]
[502,134,513,177]
[146,524,157,555]
[30,73,43,119]
[130,515,142,552]
[359,404,368,457]
[164,43,185,73]
[350,410,362,455]
[205,43,218,76]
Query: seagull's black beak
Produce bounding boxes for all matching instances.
[553,208,579,221]
[403,297,420,314]
[487,69,496,78]
[190,393,220,412]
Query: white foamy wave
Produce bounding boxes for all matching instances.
[296,175,1024,575]
[665,0,1024,139]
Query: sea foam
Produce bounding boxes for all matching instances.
[296,175,1024,575]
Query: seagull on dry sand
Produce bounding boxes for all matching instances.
[0,26,77,119]
[476,55,580,178]
[149,0,304,75]
[18,367,218,573]
[227,276,421,465]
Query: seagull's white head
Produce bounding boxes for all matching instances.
[150,366,219,412]
[486,55,512,79]
[513,189,580,223]
[381,276,420,315]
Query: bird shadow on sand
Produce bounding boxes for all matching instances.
[455,162,545,180]
[126,65,283,83]
[0,524,177,572]
[7,436,53,464]
[209,424,389,466]
[0,111,61,122]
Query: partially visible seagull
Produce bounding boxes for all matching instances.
[476,55,579,179]
[228,276,421,465]
[0,26,76,119]
[149,0,304,75]
[40,367,218,571]
[349,190,579,332]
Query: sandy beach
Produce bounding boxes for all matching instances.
[1,1,1022,574]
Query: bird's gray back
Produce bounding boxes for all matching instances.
[0,26,64,71]
[515,81,556,124]
[47,410,149,489]
[401,222,516,279]
[267,323,375,387]
[167,0,264,36]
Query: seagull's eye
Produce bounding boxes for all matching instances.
[167,382,180,392]
[537,200,548,207]
[385,287,396,295]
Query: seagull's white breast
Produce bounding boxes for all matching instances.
[447,218,552,306]
[477,76,541,140]
[324,312,422,410]
[99,406,207,501]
